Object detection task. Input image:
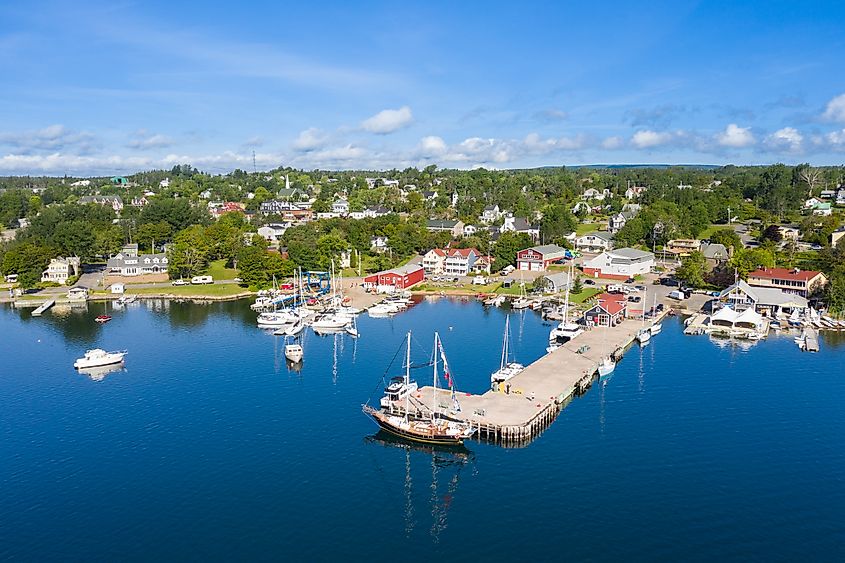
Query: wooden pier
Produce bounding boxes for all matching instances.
[30,299,56,316]
[388,310,668,447]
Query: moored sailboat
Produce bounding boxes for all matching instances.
[363,332,475,445]
[490,316,524,390]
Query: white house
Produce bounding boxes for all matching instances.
[257,223,288,242]
[463,224,478,236]
[583,248,655,280]
[582,188,607,201]
[159,178,171,188]
[41,257,80,284]
[70,180,91,187]
[500,214,539,239]
[571,201,591,215]
[480,204,501,223]
[370,236,390,253]
[78,195,123,213]
[332,199,350,215]
[575,231,614,253]
[107,244,168,276]
[624,186,647,199]
[608,210,636,234]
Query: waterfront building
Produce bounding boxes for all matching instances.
[516,244,568,272]
[363,264,425,290]
[107,244,168,276]
[746,267,827,297]
[583,248,655,280]
[583,292,627,326]
[41,256,80,284]
[575,231,614,253]
[423,248,481,276]
[718,280,808,315]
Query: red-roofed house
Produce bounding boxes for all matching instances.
[422,248,481,275]
[583,292,628,327]
[747,267,827,297]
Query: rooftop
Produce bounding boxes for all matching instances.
[748,267,823,282]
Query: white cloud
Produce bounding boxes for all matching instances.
[0,124,97,154]
[716,123,755,148]
[825,129,845,149]
[292,127,328,151]
[523,133,586,153]
[765,127,803,152]
[631,130,674,148]
[417,136,447,157]
[822,93,845,123]
[601,136,623,149]
[361,106,413,134]
[127,130,174,150]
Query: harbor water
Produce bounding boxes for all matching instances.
[2,298,844,561]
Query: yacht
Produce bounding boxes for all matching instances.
[636,327,652,344]
[74,349,127,370]
[284,343,303,363]
[549,262,582,343]
[311,313,351,331]
[257,311,297,327]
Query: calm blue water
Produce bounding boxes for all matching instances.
[2,298,845,561]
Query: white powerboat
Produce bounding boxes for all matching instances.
[597,356,616,377]
[311,313,351,331]
[368,303,398,317]
[650,322,662,335]
[257,311,297,327]
[636,327,651,344]
[284,344,303,363]
[74,349,127,370]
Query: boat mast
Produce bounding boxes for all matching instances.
[562,261,572,324]
[500,316,509,370]
[433,332,438,422]
[405,331,411,423]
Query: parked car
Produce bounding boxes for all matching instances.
[625,277,635,284]
[659,277,680,287]
[233,277,243,283]
[4,274,18,283]
[667,289,686,300]
[172,278,189,286]
[628,296,641,303]
[583,279,595,285]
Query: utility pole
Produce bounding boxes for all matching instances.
[727,206,731,225]
[252,150,257,174]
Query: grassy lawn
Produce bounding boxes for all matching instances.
[698,224,729,240]
[415,281,502,293]
[133,284,249,297]
[568,287,602,304]
[576,222,602,236]
[206,260,239,280]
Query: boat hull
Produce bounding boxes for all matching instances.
[370,415,467,446]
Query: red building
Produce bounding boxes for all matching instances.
[363,264,425,290]
[583,292,627,326]
[516,245,568,272]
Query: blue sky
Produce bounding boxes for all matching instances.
[1,0,845,175]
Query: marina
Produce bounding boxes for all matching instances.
[2,296,845,560]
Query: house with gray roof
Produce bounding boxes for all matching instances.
[575,231,614,253]
[78,195,123,213]
[107,244,168,276]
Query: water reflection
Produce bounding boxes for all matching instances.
[365,431,474,543]
[75,362,126,382]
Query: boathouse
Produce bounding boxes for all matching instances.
[516,244,568,272]
[363,264,425,291]
[583,292,627,326]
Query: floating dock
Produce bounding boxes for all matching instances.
[387,310,669,447]
[30,299,56,316]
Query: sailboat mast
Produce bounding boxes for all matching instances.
[405,331,411,422]
[500,317,508,370]
[563,261,572,322]
[433,332,438,421]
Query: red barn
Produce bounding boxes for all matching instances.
[516,245,568,272]
[363,264,425,290]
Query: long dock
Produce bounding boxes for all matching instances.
[387,310,669,447]
[30,298,56,316]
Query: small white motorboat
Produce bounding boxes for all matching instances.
[597,356,616,378]
[284,344,303,363]
[650,322,662,335]
[636,327,651,345]
[74,349,127,370]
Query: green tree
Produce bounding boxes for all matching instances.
[827,266,845,316]
[676,251,707,288]
[52,220,96,260]
[95,225,125,258]
[729,248,775,278]
[167,225,210,279]
[571,275,583,294]
[1,243,54,289]
[135,222,173,252]
[709,228,742,251]
[492,232,533,271]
